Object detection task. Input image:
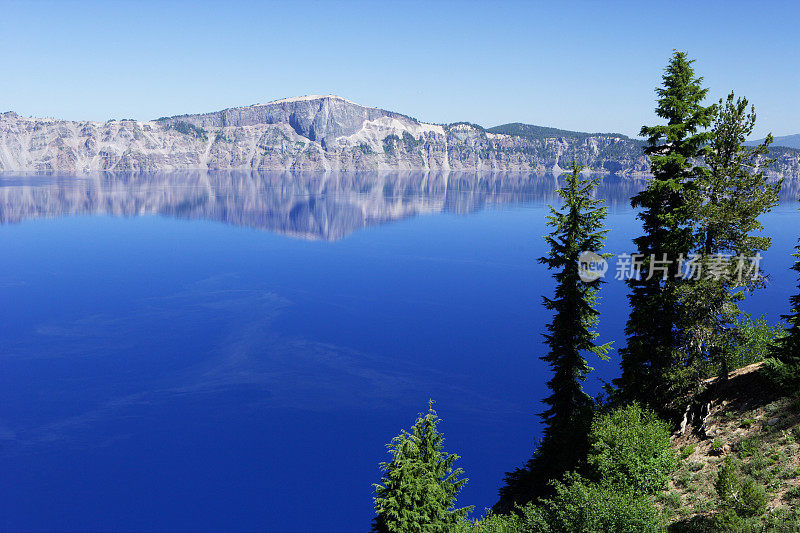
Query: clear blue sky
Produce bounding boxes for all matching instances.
[1,0,797,138]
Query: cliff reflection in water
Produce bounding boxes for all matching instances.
[0,171,651,239]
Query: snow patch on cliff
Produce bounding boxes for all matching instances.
[265,95,360,106]
[340,117,444,150]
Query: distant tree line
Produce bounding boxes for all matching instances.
[163,120,208,141]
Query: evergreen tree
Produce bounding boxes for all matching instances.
[771,239,800,366]
[495,162,611,510]
[678,92,780,382]
[616,51,715,410]
[372,401,471,532]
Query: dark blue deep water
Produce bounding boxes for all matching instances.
[1,172,798,532]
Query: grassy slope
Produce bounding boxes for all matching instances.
[661,363,800,530]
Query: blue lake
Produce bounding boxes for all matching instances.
[0,172,798,532]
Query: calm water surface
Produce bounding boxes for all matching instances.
[0,172,798,532]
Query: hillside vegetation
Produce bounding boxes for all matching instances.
[487,122,637,142]
[665,363,800,531]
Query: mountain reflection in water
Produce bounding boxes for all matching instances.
[0,171,652,239]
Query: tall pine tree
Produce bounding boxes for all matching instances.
[678,92,780,382]
[616,51,715,410]
[496,162,610,510]
[372,402,471,533]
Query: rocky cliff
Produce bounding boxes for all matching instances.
[0,95,797,179]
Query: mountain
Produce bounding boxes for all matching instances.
[0,95,797,179]
[746,133,800,150]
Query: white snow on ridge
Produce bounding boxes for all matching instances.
[340,117,445,150]
[265,95,360,106]
[449,123,478,132]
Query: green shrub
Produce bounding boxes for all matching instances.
[540,473,664,533]
[658,490,682,509]
[724,315,786,370]
[675,470,693,489]
[710,439,725,455]
[786,485,800,500]
[740,418,756,429]
[588,403,677,494]
[681,444,697,459]
[779,466,800,480]
[737,478,767,517]
[789,394,800,414]
[715,458,767,520]
[741,451,774,481]
[737,437,760,458]
[761,506,800,530]
[688,461,704,472]
[715,458,739,503]
[763,357,800,391]
[454,510,524,532]
[713,508,747,532]
[461,474,666,532]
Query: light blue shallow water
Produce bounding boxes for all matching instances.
[0,172,797,531]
